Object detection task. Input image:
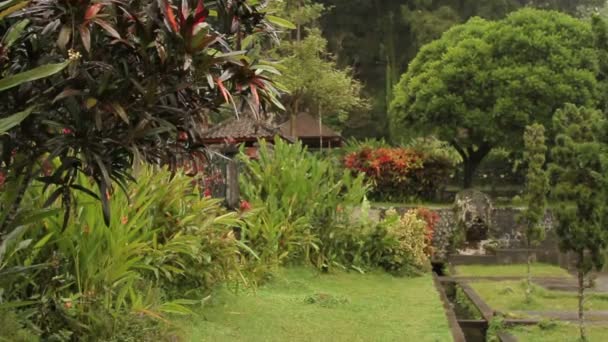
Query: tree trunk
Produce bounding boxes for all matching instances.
[578,267,587,341]
[526,247,532,303]
[290,98,300,138]
[456,143,492,189]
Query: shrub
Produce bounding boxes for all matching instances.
[344,147,424,200]
[415,207,440,257]
[239,138,368,272]
[373,209,432,275]
[0,166,244,339]
[343,143,459,201]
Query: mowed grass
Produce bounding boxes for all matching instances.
[470,280,608,313]
[454,263,571,278]
[187,268,451,342]
[510,323,608,341]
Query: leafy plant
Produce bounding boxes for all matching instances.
[549,104,608,341]
[0,0,284,235]
[518,123,549,302]
[343,145,457,201]
[239,138,368,272]
[373,209,432,275]
[1,166,247,339]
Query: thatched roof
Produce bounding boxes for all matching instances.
[279,112,342,138]
[199,116,292,144]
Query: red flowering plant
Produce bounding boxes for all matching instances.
[415,208,440,257]
[344,144,458,201]
[344,147,424,200]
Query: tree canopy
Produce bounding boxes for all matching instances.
[389,8,600,187]
[268,0,367,132]
[318,0,604,138]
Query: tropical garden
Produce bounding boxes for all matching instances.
[2,0,608,341]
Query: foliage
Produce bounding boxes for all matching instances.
[373,209,431,275]
[549,104,608,340]
[416,207,439,257]
[550,104,607,273]
[238,138,368,272]
[343,145,458,201]
[518,123,549,300]
[319,0,604,139]
[0,166,245,339]
[390,8,601,187]
[0,309,38,342]
[0,0,283,232]
[266,0,368,132]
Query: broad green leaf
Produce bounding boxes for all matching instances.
[0,61,70,92]
[0,106,34,134]
[0,0,28,20]
[266,15,296,30]
[3,19,29,48]
[0,0,22,11]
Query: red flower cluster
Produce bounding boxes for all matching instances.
[344,148,424,190]
[239,200,251,212]
[416,208,440,256]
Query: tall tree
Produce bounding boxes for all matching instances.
[268,0,367,134]
[518,123,549,302]
[389,9,600,188]
[549,104,608,341]
[319,0,605,139]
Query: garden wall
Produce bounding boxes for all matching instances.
[368,205,572,268]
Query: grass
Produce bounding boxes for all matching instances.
[186,268,451,342]
[470,280,608,313]
[454,263,571,278]
[509,322,608,341]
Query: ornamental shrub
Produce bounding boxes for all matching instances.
[374,209,432,275]
[415,207,440,257]
[343,145,458,201]
[238,138,368,272]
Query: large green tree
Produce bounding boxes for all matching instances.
[549,104,608,341]
[318,0,604,138]
[389,9,600,188]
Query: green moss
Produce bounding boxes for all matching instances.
[187,268,451,341]
[455,263,571,278]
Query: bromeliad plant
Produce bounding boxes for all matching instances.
[0,0,285,236]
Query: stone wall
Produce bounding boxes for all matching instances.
[369,205,560,262]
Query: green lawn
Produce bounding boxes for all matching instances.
[470,280,608,313]
[454,263,571,278]
[186,268,451,342]
[510,323,608,341]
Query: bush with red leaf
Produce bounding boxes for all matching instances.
[415,208,440,257]
[344,146,456,201]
